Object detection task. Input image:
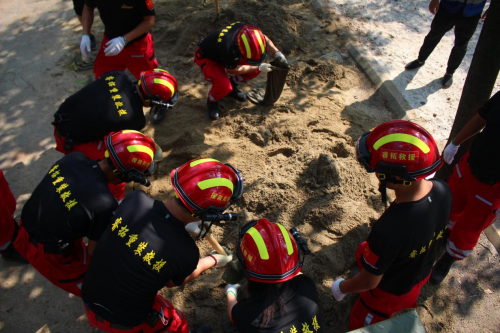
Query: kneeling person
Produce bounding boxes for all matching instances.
[81,158,243,332]
[13,130,160,297]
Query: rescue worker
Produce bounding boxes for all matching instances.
[81,158,243,332]
[12,130,160,297]
[195,22,288,120]
[331,120,451,330]
[72,0,96,50]
[0,169,25,262]
[53,69,178,199]
[80,0,158,80]
[225,218,324,332]
[430,91,500,284]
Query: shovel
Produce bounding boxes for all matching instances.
[185,222,227,255]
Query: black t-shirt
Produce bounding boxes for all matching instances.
[232,275,325,333]
[199,22,253,69]
[20,153,117,243]
[54,71,145,143]
[469,91,500,182]
[361,179,451,295]
[81,190,199,326]
[85,0,155,40]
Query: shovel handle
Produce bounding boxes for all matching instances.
[205,233,227,256]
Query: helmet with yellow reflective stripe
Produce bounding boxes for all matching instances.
[237,218,301,283]
[236,24,267,65]
[170,158,243,215]
[138,68,179,105]
[356,120,442,181]
[104,130,162,186]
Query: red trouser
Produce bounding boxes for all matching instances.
[84,294,189,333]
[13,222,89,297]
[54,127,125,201]
[194,48,260,102]
[94,33,158,80]
[446,152,500,260]
[0,170,16,250]
[349,242,429,330]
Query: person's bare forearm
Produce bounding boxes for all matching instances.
[123,16,155,43]
[264,35,279,55]
[82,5,94,35]
[226,65,259,75]
[451,112,487,145]
[340,269,383,294]
[226,295,237,322]
[165,256,215,288]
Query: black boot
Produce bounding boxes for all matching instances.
[1,243,28,263]
[228,78,246,102]
[207,100,220,120]
[430,252,455,285]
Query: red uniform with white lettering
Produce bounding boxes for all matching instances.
[0,170,16,251]
[349,179,451,330]
[446,91,500,259]
[14,153,117,296]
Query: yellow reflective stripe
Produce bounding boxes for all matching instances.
[247,227,269,260]
[127,145,154,160]
[241,34,251,58]
[254,30,265,54]
[154,68,170,74]
[373,134,430,153]
[121,130,143,135]
[277,223,294,255]
[190,158,219,167]
[153,78,175,98]
[104,150,109,158]
[197,178,234,193]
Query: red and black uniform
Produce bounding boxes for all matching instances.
[13,153,117,296]
[0,169,16,251]
[232,275,324,333]
[86,0,158,79]
[81,190,199,333]
[350,179,451,330]
[195,22,261,102]
[53,71,145,200]
[447,91,500,259]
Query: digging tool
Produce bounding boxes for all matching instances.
[214,0,220,22]
[185,222,227,255]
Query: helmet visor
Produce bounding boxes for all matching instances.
[356,131,374,173]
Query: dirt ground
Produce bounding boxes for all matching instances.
[0,0,499,332]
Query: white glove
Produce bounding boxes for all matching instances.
[80,35,92,59]
[331,278,346,301]
[224,284,240,297]
[258,63,273,73]
[104,37,126,56]
[274,51,287,63]
[208,250,233,268]
[443,141,460,164]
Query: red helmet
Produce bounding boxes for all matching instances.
[237,219,301,283]
[104,130,161,185]
[139,68,179,105]
[170,158,243,215]
[356,120,442,181]
[236,24,267,65]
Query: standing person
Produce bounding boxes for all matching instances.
[0,169,25,262]
[81,158,243,332]
[72,0,96,51]
[80,0,158,80]
[431,91,500,284]
[331,120,451,330]
[53,69,177,199]
[12,130,160,297]
[225,218,324,332]
[195,22,289,120]
[405,0,488,88]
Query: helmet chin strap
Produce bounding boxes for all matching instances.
[377,174,412,208]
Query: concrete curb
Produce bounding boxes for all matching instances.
[314,0,500,255]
